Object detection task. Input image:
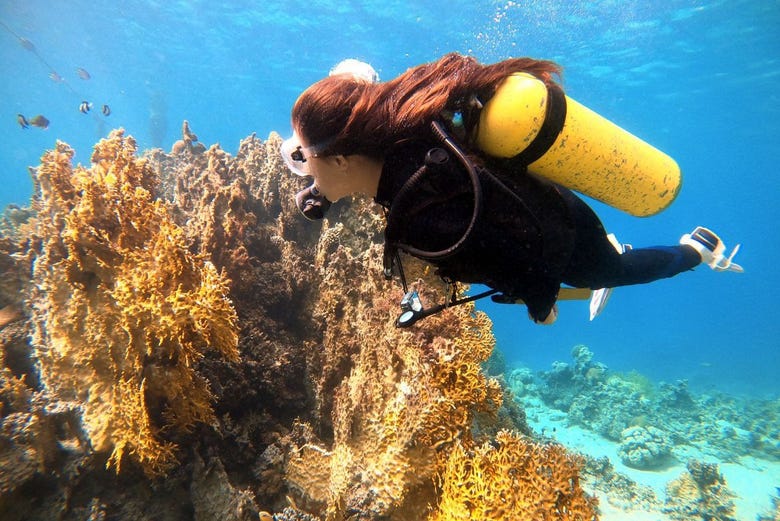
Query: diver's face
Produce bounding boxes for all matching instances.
[291,131,358,202]
[281,131,349,202]
[284,128,381,203]
[306,155,353,203]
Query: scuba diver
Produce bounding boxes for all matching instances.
[282,53,742,326]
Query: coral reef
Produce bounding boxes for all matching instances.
[519,345,780,463]
[284,247,507,519]
[580,455,661,513]
[617,425,673,470]
[431,429,598,520]
[0,126,597,520]
[663,459,737,521]
[27,130,239,475]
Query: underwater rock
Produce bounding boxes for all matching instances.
[617,425,673,470]
[269,507,321,521]
[571,343,594,371]
[538,360,575,411]
[0,205,35,325]
[190,453,261,521]
[581,455,661,513]
[566,373,653,441]
[170,120,206,155]
[0,412,55,498]
[507,366,536,397]
[659,379,697,410]
[530,346,780,466]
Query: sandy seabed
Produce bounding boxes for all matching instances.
[526,398,780,520]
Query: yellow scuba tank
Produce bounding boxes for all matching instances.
[475,73,681,217]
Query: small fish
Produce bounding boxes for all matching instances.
[18,37,36,52]
[29,115,49,129]
[17,114,29,129]
[49,71,63,83]
[101,104,111,116]
[79,101,92,114]
[76,67,91,80]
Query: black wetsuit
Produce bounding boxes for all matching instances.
[375,139,700,322]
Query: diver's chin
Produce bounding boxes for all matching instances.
[319,189,340,203]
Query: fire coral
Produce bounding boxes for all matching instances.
[432,430,598,520]
[28,130,239,476]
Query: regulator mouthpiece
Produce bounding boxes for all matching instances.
[295,184,331,220]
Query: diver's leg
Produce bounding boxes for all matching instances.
[559,187,701,288]
[595,245,701,287]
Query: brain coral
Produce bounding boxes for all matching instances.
[618,425,672,470]
[28,130,239,476]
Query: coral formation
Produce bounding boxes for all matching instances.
[7,126,779,521]
[431,429,598,520]
[0,126,598,520]
[285,247,507,519]
[617,425,672,470]
[663,459,737,521]
[519,345,780,464]
[580,455,661,513]
[27,130,239,475]
[170,120,206,155]
[535,347,650,441]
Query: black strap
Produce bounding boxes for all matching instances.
[511,83,567,166]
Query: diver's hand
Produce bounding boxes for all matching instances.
[530,303,558,325]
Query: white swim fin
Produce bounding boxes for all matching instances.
[589,233,632,321]
[680,226,744,273]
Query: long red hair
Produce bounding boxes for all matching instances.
[291,52,562,158]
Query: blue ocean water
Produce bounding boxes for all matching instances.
[1,0,777,399]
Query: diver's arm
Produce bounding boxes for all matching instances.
[530,303,558,325]
[518,278,560,325]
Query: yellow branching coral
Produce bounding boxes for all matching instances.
[29,130,238,477]
[283,199,597,519]
[286,231,504,518]
[431,429,599,521]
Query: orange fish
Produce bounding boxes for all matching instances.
[29,115,49,129]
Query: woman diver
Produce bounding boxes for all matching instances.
[282,53,742,326]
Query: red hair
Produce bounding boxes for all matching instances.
[291,53,562,158]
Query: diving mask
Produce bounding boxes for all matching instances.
[280,133,321,177]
